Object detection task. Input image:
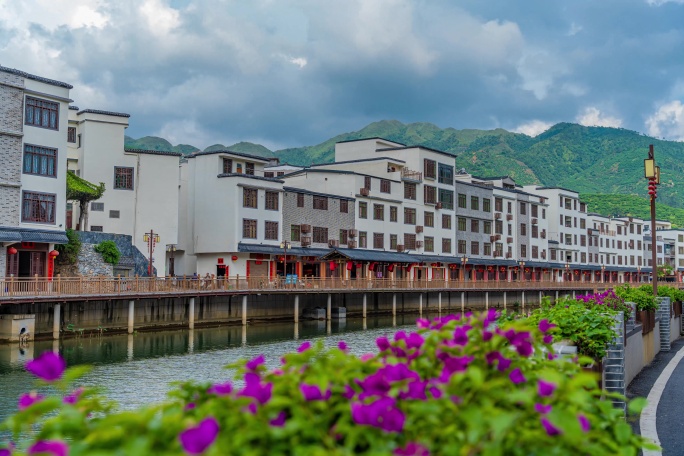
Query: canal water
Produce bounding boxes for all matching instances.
[0,314,425,424]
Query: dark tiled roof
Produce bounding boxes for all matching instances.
[189,149,272,162]
[0,229,21,242]
[283,186,355,201]
[0,226,68,244]
[0,66,73,89]
[77,109,130,118]
[124,148,183,157]
[311,156,406,167]
[238,243,329,257]
[218,173,284,183]
[376,145,456,159]
[471,175,511,181]
[337,137,405,146]
[320,248,416,263]
[69,106,79,111]
[534,186,580,195]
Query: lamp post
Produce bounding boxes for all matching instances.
[461,255,468,283]
[565,262,571,282]
[518,260,526,282]
[166,244,177,277]
[601,264,606,284]
[280,241,291,278]
[637,265,641,284]
[644,144,660,295]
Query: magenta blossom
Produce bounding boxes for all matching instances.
[537,380,556,397]
[27,440,68,456]
[534,403,552,414]
[63,387,84,405]
[578,414,591,432]
[351,397,405,433]
[452,326,469,346]
[179,417,219,455]
[376,336,391,351]
[360,353,375,362]
[338,340,348,351]
[245,355,265,371]
[541,417,562,436]
[26,352,66,382]
[270,411,287,427]
[416,318,430,329]
[0,443,14,456]
[394,441,430,455]
[238,373,272,405]
[543,334,553,344]
[18,392,44,410]
[208,382,233,396]
[509,368,526,384]
[538,319,556,334]
[297,341,311,353]
[300,384,331,401]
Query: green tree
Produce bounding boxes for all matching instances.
[55,229,81,265]
[66,171,105,231]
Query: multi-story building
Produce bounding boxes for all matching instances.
[1,66,71,279]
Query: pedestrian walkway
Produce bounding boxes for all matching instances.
[628,338,684,455]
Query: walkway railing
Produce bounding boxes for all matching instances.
[0,275,660,300]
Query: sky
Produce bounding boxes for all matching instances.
[2,0,684,151]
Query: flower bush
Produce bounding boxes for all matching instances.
[651,284,684,303]
[576,290,632,318]
[1,311,654,455]
[614,285,658,311]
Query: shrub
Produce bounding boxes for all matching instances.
[654,285,684,303]
[94,240,120,265]
[576,290,632,319]
[1,312,654,455]
[615,285,658,311]
[55,229,81,265]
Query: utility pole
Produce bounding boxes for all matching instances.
[644,145,660,296]
[143,230,160,276]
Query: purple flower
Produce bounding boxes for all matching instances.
[483,309,498,328]
[245,355,265,371]
[398,380,427,400]
[360,353,374,362]
[578,414,590,432]
[18,392,44,410]
[297,341,311,353]
[405,333,424,350]
[537,380,556,397]
[452,327,469,346]
[509,368,526,384]
[0,443,14,456]
[497,357,511,372]
[300,384,331,401]
[540,417,562,436]
[482,330,493,341]
[416,318,430,329]
[342,385,355,399]
[534,403,552,414]
[179,417,219,455]
[270,411,287,427]
[338,340,348,351]
[376,336,391,351]
[543,334,553,344]
[428,386,443,399]
[438,355,474,382]
[63,387,84,405]
[238,373,272,405]
[185,403,196,410]
[394,442,430,456]
[539,319,556,334]
[351,397,405,433]
[26,352,66,382]
[208,382,233,396]
[27,440,68,456]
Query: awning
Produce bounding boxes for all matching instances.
[0,229,22,243]
[238,243,330,257]
[0,226,68,244]
[319,248,416,263]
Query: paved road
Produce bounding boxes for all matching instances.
[628,338,684,455]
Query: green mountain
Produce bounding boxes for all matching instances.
[124,136,199,155]
[202,142,274,157]
[580,194,684,229]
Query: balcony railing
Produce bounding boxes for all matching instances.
[401,168,423,182]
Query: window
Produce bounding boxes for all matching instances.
[423,236,435,252]
[264,172,274,178]
[242,219,257,238]
[340,230,348,245]
[484,243,492,256]
[237,163,243,173]
[471,219,479,233]
[581,235,587,247]
[442,238,452,253]
[364,176,372,190]
[313,227,328,243]
[404,208,417,225]
[471,196,479,211]
[91,202,104,211]
[531,204,538,218]
[340,200,349,213]
[265,221,278,240]
[243,188,258,208]
[23,145,57,177]
[507,202,512,213]
[484,221,492,234]
[222,158,233,174]
[532,246,539,259]
[519,202,527,215]
[313,196,328,210]
[291,225,301,242]
[520,223,527,236]
[532,225,538,238]
[520,244,527,257]
[495,197,503,212]
[297,193,304,207]
[390,206,398,222]
[483,198,491,212]
[458,240,467,254]
[495,243,503,257]
[404,182,417,200]
[390,234,398,249]
[22,191,56,223]
[542,209,546,219]
[458,217,467,231]
[109,210,120,219]
[68,127,76,143]
[114,167,134,190]
[458,193,467,209]
[439,189,454,210]
[495,220,503,234]
[580,218,586,229]
[424,211,434,227]
[438,163,453,185]
[508,224,512,236]
[90,226,103,232]
[245,162,255,176]
[25,97,59,130]
[471,241,479,255]
[404,233,416,250]
[442,214,452,229]
[265,191,279,210]
[424,185,437,204]
[424,159,436,179]
[373,204,384,221]
[373,233,384,249]
[359,202,368,219]
[380,179,391,193]
[359,231,368,248]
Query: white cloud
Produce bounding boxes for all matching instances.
[646,0,684,5]
[139,0,180,36]
[576,107,623,128]
[568,22,583,36]
[646,100,684,140]
[513,120,553,137]
[516,50,568,100]
[288,57,307,68]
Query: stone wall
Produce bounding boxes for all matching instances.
[77,244,113,277]
[282,190,356,247]
[0,71,24,227]
[77,232,153,276]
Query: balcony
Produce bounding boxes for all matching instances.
[401,168,423,182]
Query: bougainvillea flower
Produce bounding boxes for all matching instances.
[482,330,493,341]
[208,382,233,396]
[485,351,501,365]
[360,353,375,362]
[238,373,272,405]
[297,342,311,353]
[300,384,331,401]
[543,334,553,344]
[439,355,474,382]
[245,355,265,371]
[376,336,391,351]
[539,319,556,334]
[351,397,405,433]
[405,333,424,350]
[185,403,196,410]
[394,441,430,455]
[416,319,430,329]
[18,392,44,410]
[398,380,427,400]
[27,440,69,456]
[0,443,14,456]
[63,387,84,405]
[338,340,348,351]
[452,326,469,346]
[540,417,562,436]
[26,352,66,382]
[509,368,526,384]
[270,411,287,427]
[482,309,498,328]
[578,414,591,432]
[497,357,512,372]
[178,417,219,455]
[537,380,557,397]
[534,403,552,414]
[428,386,443,399]
[342,385,355,399]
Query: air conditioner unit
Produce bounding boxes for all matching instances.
[301,236,312,247]
[506,214,513,221]
[360,188,369,196]
[506,252,512,259]
[349,229,358,238]
[396,244,405,252]
[416,240,423,248]
[490,235,496,242]
[301,224,312,233]
[416,225,424,233]
[541,251,547,259]
[506,237,513,243]
[532,218,538,225]
[495,234,501,241]
[328,239,339,248]
[435,202,443,210]
[541,230,546,239]
[495,212,502,219]
[348,240,357,249]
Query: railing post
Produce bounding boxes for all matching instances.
[56,273,61,295]
[392,293,397,316]
[9,275,14,296]
[363,293,367,318]
[34,274,38,294]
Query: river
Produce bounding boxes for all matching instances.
[0,314,425,424]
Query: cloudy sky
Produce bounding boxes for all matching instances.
[2,0,684,150]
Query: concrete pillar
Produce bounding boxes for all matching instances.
[521,291,525,314]
[539,291,543,305]
[503,291,507,310]
[392,293,397,316]
[294,295,300,323]
[242,325,247,345]
[128,300,135,334]
[572,290,576,299]
[327,294,332,321]
[555,290,559,302]
[438,292,442,313]
[52,339,59,354]
[53,304,61,340]
[188,329,194,354]
[127,334,134,361]
[363,319,367,330]
[327,319,332,335]
[461,292,465,316]
[188,297,195,330]
[363,293,367,318]
[485,292,489,310]
[419,293,423,316]
[242,295,248,326]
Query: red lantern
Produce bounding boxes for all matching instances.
[388,264,394,272]
[406,263,414,273]
[231,255,238,261]
[49,250,59,257]
[500,267,506,272]
[7,247,18,255]
[369,262,376,271]
[487,266,493,271]
[329,261,336,271]
[346,261,353,271]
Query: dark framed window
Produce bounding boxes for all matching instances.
[424,185,436,204]
[297,193,304,207]
[23,144,57,177]
[437,163,453,185]
[442,238,452,253]
[90,226,103,232]
[458,240,467,254]
[68,127,76,143]
[404,233,416,250]
[520,244,527,257]
[114,167,134,190]
[484,221,492,234]
[458,217,466,231]
[223,158,233,173]
[245,162,255,175]
[313,196,328,210]
[531,204,538,218]
[340,200,349,213]
[424,237,434,252]
[404,182,416,200]
[439,189,454,210]
[364,176,372,190]
[243,188,258,208]
[495,197,503,212]
[532,246,539,259]
[390,234,398,250]
[265,221,278,240]
[380,179,391,193]
[390,206,398,222]
[373,233,384,249]
[483,198,491,212]
[404,208,416,225]
[359,232,367,248]
[458,193,467,208]
[532,225,538,238]
[265,191,279,210]
[442,214,451,229]
[424,211,434,227]
[424,159,436,179]
[313,226,328,243]
[471,241,479,255]
[373,204,384,221]
[359,202,368,219]
[340,229,349,245]
[520,202,527,215]
[109,210,120,219]
[471,196,479,211]
[243,219,257,238]
[495,220,503,234]
[470,219,479,233]
[291,225,301,241]
[520,223,527,236]
[91,202,104,211]
[264,172,274,178]
[25,97,59,130]
[22,191,56,224]
[484,243,491,256]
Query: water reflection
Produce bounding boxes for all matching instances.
[0,314,425,422]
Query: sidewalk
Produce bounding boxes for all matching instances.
[627,338,684,455]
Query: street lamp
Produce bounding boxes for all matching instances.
[461,255,469,283]
[644,144,660,295]
[601,264,606,284]
[166,244,177,277]
[280,241,292,277]
[518,260,526,282]
[637,265,641,284]
[565,262,571,282]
